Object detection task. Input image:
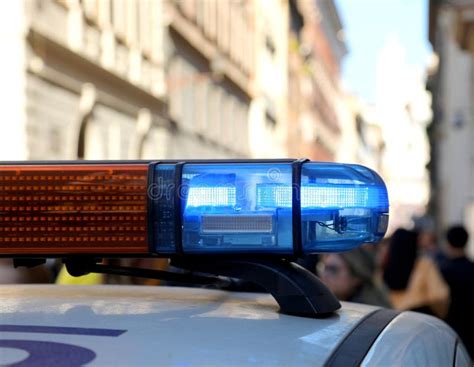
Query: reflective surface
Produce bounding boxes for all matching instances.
[0,285,376,366]
[301,163,389,252]
[181,163,294,253]
[362,311,464,366]
[152,161,389,255]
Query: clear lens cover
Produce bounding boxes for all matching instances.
[301,163,389,252]
[181,163,293,254]
[151,161,389,255]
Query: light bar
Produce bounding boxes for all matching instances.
[301,163,389,252]
[186,187,236,207]
[257,185,385,208]
[0,164,148,255]
[0,160,389,257]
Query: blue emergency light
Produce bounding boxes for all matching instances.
[0,159,388,257]
[151,160,388,256]
[1,159,388,316]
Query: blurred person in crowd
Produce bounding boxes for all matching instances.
[413,215,448,267]
[439,225,474,358]
[0,259,51,283]
[362,239,390,281]
[320,247,391,307]
[383,228,449,318]
[412,216,437,254]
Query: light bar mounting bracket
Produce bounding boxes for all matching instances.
[63,257,341,317]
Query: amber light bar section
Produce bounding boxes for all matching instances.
[0,164,149,255]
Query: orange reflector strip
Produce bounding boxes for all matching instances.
[0,164,149,255]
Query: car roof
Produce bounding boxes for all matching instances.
[0,284,379,366]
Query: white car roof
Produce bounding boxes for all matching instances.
[1,284,468,366]
[0,284,379,366]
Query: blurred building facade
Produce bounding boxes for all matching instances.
[1,0,256,162]
[375,36,432,232]
[248,0,289,158]
[7,0,171,161]
[0,0,350,163]
[338,96,385,171]
[429,0,474,256]
[287,0,347,161]
[165,0,254,158]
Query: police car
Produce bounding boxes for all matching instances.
[0,160,471,366]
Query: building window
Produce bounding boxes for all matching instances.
[265,35,276,56]
[219,91,228,145]
[223,93,237,149]
[200,81,210,133]
[125,0,138,46]
[217,0,230,53]
[138,0,151,54]
[235,100,248,155]
[265,97,277,128]
[82,0,99,24]
[209,84,220,141]
[179,63,196,132]
[208,0,217,40]
[49,127,62,156]
[228,96,237,150]
[112,0,126,41]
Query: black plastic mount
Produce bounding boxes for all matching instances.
[291,158,309,256]
[64,257,341,317]
[13,258,46,268]
[172,258,341,316]
[64,258,219,286]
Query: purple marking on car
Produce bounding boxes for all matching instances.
[0,325,126,337]
[0,340,96,367]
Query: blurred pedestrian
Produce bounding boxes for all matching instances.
[439,225,474,358]
[320,247,391,307]
[364,239,390,281]
[413,215,438,254]
[383,229,449,318]
[413,215,448,267]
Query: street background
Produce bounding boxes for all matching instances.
[0,0,472,257]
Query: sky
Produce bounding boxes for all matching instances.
[334,0,432,103]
